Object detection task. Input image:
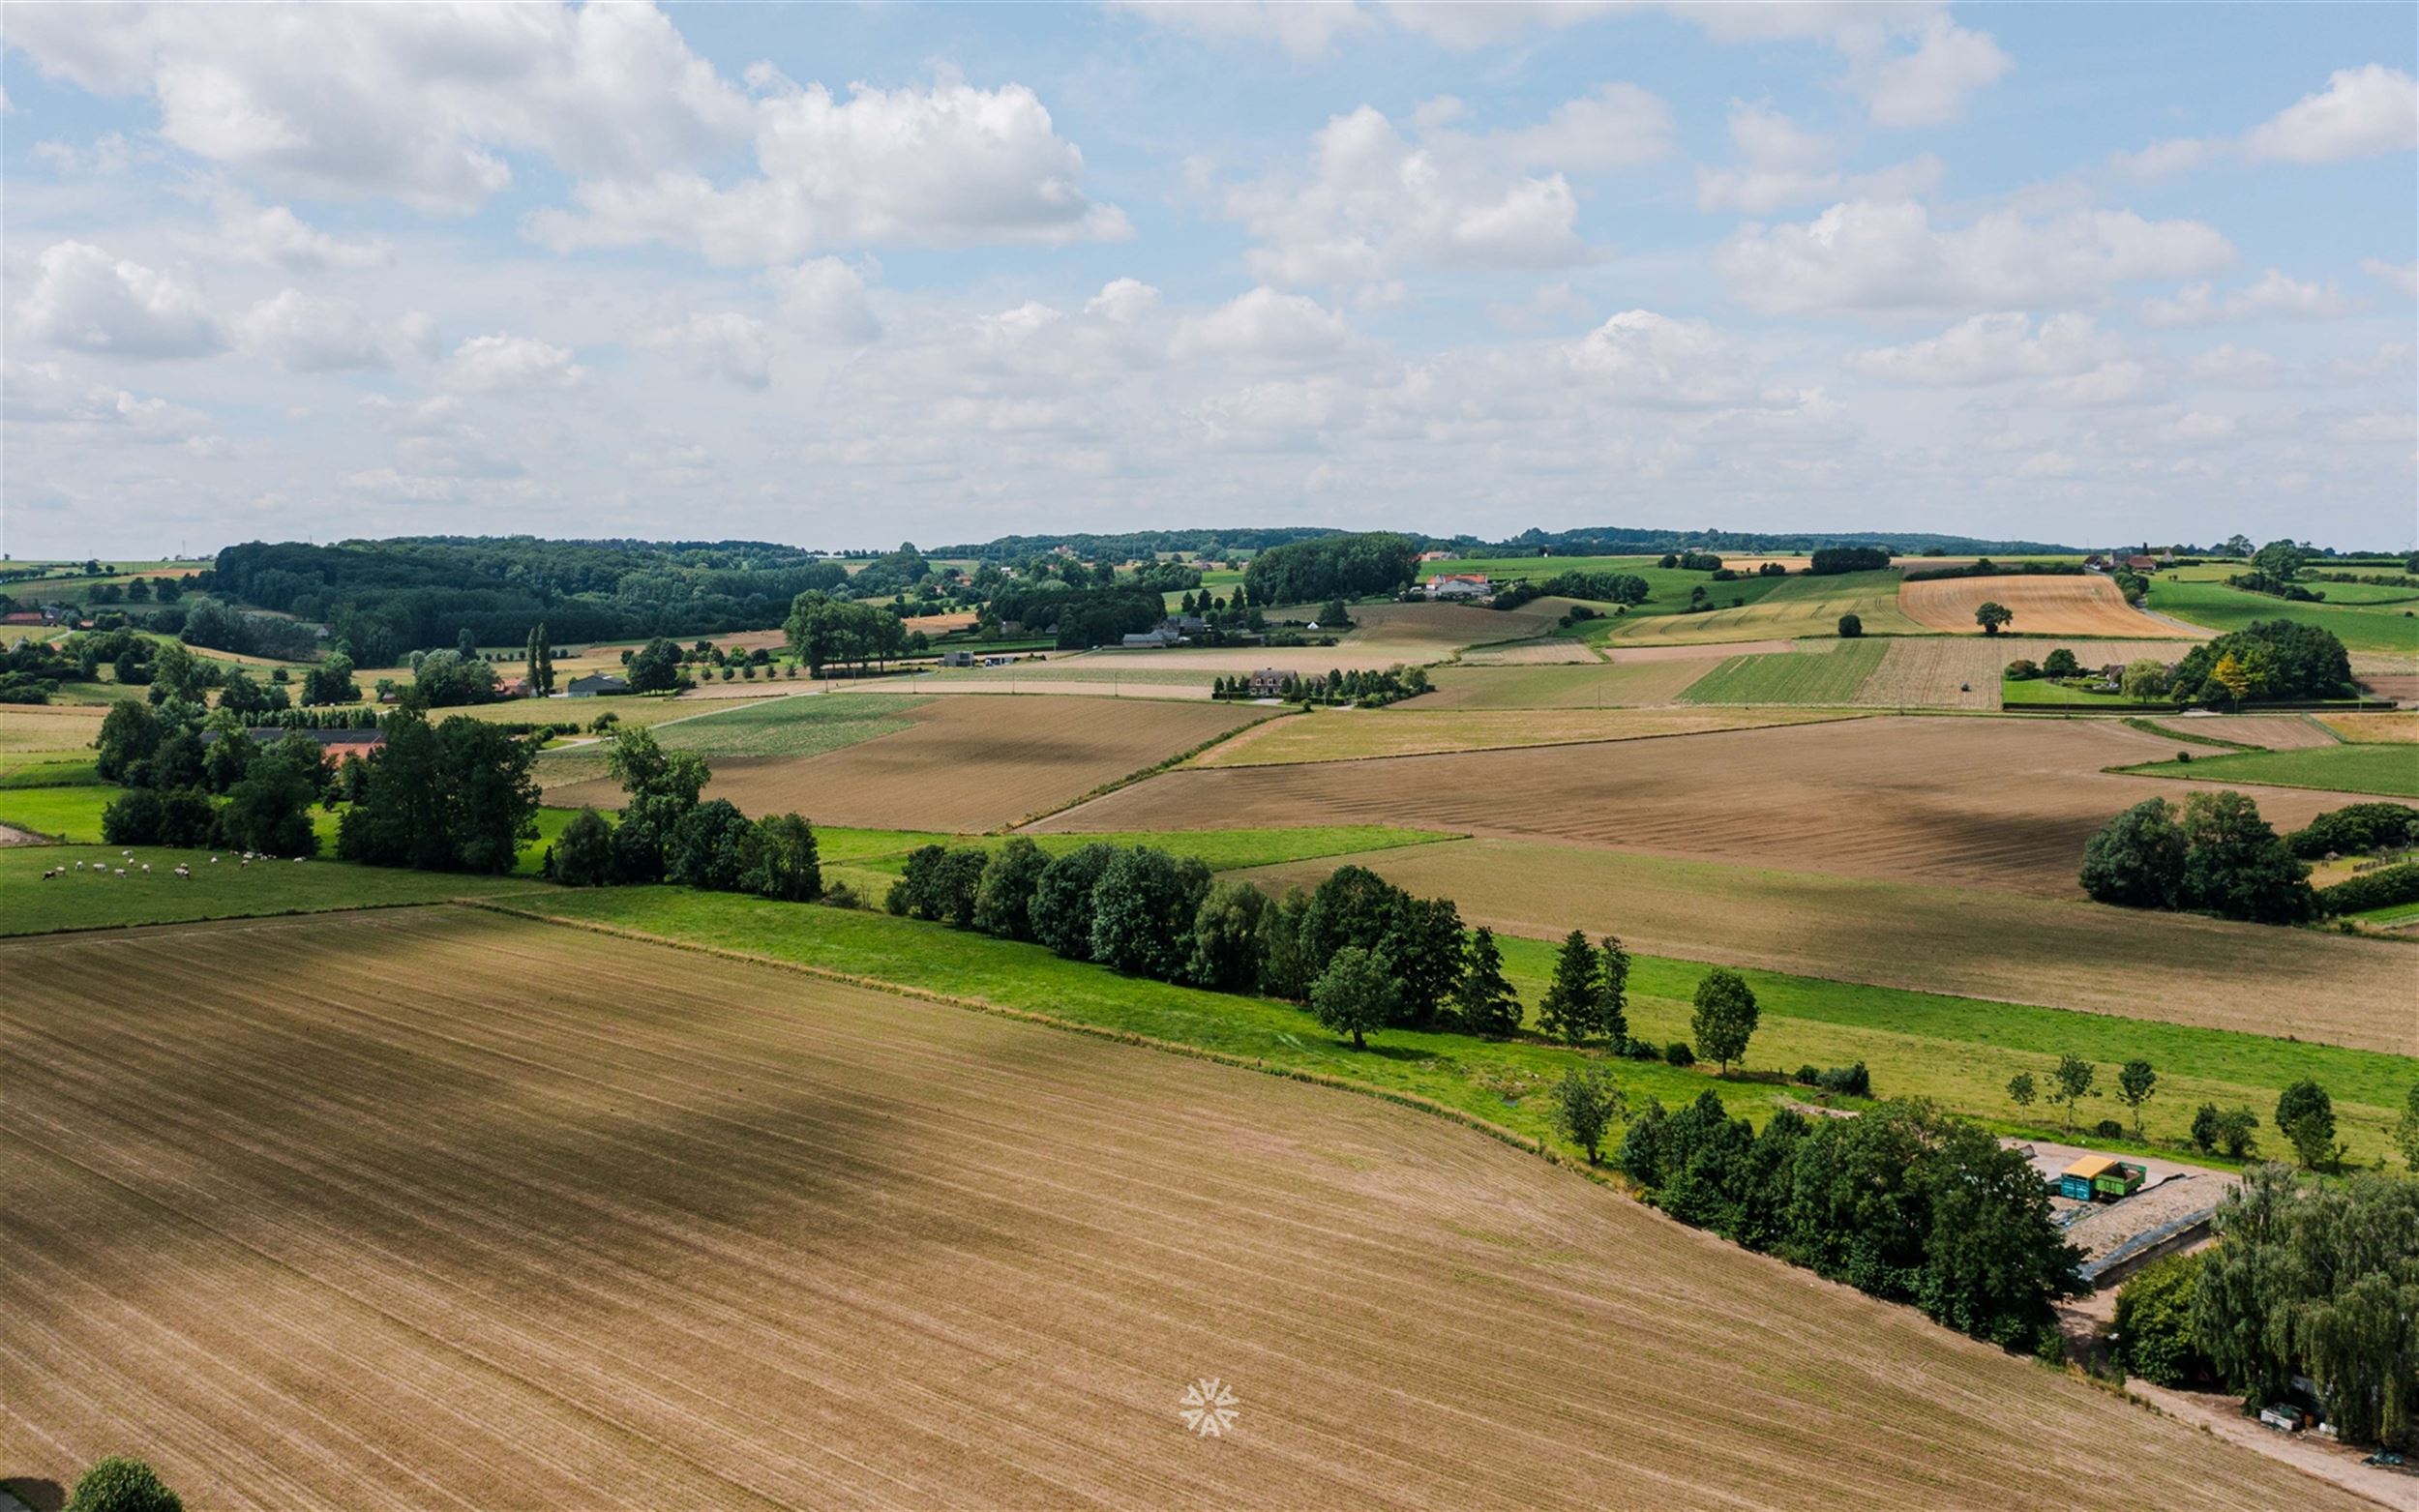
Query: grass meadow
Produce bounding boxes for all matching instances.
[2147,570,2419,656]
[2123,743,2419,798]
[0,845,551,934]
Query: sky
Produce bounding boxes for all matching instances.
[1,2,2413,558]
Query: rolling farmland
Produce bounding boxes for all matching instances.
[553,695,1259,832]
[1898,575,2200,638]
[1599,571,1923,645]
[0,908,2360,1511]
[1233,838,2419,1055]
[1190,707,1861,766]
[1040,715,2368,896]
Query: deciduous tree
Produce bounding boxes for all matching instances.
[1689,968,1758,1075]
[1309,945,1395,1050]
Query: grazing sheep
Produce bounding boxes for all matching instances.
[141,864,151,874]
[211,855,220,863]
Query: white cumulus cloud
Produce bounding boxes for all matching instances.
[440,333,586,391]
[14,241,224,357]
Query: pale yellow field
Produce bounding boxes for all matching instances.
[0,704,108,754]
[2323,711,2419,743]
[1190,707,1863,767]
[1604,575,1923,645]
[1899,575,2199,638]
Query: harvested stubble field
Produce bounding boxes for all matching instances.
[1855,637,2202,711]
[1455,639,1598,666]
[1040,715,2367,897]
[1600,571,1921,645]
[1334,598,1563,646]
[1419,654,1734,710]
[2323,711,2419,743]
[1236,838,2419,1055]
[2140,715,2340,750]
[0,908,2351,1512]
[1898,575,2199,638]
[561,695,1258,833]
[1192,707,1862,768]
[0,703,107,756]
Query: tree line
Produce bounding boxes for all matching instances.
[2113,1166,2417,1447]
[1617,1094,2082,1351]
[1242,532,1419,606]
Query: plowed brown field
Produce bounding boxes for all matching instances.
[0,908,2358,1511]
[550,695,1256,832]
[1038,716,2367,896]
[2145,716,2342,750]
[1235,839,2418,1054]
[1899,575,2198,638]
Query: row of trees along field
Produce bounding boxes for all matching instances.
[2083,794,2418,924]
[2113,1166,2419,1448]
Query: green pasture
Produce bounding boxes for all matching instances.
[0,845,551,935]
[2145,576,2419,656]
[2122,743,2419,798]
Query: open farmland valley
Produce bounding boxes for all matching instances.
[7,5,2418,1506]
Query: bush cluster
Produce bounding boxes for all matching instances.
[2080,790,2314,923]
[1619,1096,2081,1348]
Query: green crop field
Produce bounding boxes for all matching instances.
[2145,575,2419,655]
[0,845,552,935]
[536,692,928,785]
[2123,743,2419,798]
[1680,640,1887,703]
[478,885,2415,1166]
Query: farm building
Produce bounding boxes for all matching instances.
[2056,1156,2146,1202]
[939,650,975,667]
[1424,574,1491,601]
[1121,629,1176,649]
[566,673,629,697]
[201,728,385,764]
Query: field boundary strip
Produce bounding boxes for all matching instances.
[459,897,1595,1177]
[1181,710,1876,771]
[0,894,551,942]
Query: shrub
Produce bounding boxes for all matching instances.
[65,1456,182,1512]
[552,808,615,886]
[2004,659,2039,681]
[2287,802,2419,860]
[1836,612,1863,637]
[2314,860,2419,916]
[1818,1062,1873,1099]
[1795,1064,1822,1086]
[2111,1252,2207,1385]
[821,878,864,909]
[2094,1118,2127,1141]
[1664,1041,1695,1067]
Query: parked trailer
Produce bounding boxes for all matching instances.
[2055,1155,2147,1202]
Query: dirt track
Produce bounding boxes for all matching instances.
[0,908,2360,1512]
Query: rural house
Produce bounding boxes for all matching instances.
[566,672,629,697]
[1246,667,1288,697]
[1424,573,1491,601]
